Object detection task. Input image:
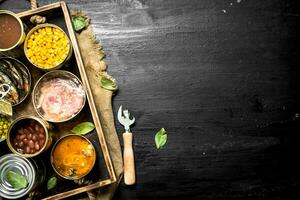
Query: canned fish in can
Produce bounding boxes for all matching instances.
[0,154,45,199]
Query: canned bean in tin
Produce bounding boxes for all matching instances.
[6,116,53,158]
[0,154,45,199]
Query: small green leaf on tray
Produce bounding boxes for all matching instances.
[72,16,89,32]
[71,122,95,135]
[6,171,28,189]
[100,75,118,92]
[47,177,57,190]
[155,128,167,149]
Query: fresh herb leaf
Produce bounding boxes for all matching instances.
[6,171,28,189]
[47,177,57,190]
[100,76,118,92]
[72,16,88,32]
[155,128,167,149]
[0,99,12,116]
[71,122,95,135]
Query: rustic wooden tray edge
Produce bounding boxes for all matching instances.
[16,2,117,200]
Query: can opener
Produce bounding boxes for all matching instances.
[117,105,136,185]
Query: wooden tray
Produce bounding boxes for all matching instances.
[0,1,116,200]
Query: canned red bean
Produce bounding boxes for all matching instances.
[7,116,52,158]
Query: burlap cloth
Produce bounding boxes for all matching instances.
[74,16,123,200]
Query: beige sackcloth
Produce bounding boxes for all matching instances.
[74,15,123,200]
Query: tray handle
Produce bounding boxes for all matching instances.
[29,0,46,24]
[30,0,37,9]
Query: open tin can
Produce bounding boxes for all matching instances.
[0,10,26,57]
[50,134,96,180]
[32,70,86,123]
[0,114,12,143]
[0,57,32,107]
[24,23,72,71]
[0,154,46,199]
[6,116,53,158]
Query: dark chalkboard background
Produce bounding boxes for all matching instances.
[1,0,300,199]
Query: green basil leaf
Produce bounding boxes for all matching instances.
[71,122,95,135]
[47,177,57,190]
[6,171,28,189]
[100,76,118,92]
[72,16,88,32]
[155,128,167,149]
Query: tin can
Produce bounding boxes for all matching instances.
[0,10,26,57]
[0,57,32,107]
[6,116,53,158]
[24,23,72,71]
[32,70,86,123]
[50,134,96,180]
[0,154,46,199]
[0,114,12,143]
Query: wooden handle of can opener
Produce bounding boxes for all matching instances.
[123,132,136,185]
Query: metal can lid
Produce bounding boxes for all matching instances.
[0,154,36,199]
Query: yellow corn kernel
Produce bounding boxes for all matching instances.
[26,26,69,68]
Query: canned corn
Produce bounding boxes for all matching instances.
[24,23,72,71]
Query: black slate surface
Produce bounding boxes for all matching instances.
[1,0,300,199]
